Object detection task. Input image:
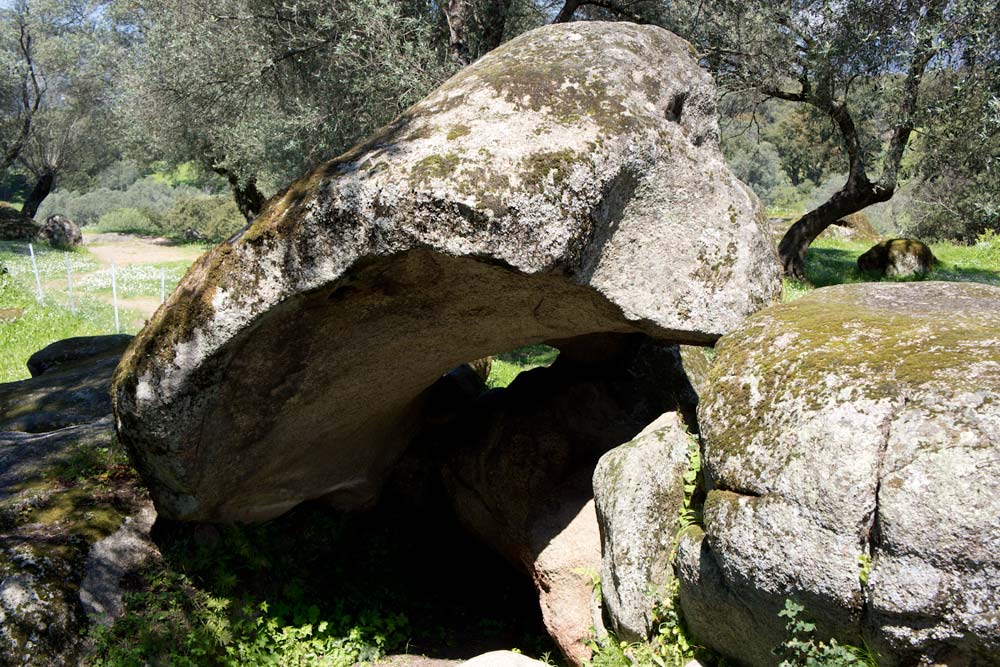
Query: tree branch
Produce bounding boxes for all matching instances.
[553,0,644,24]
[1,12,45,172]
[876,0,946,193]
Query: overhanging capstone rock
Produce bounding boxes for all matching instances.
[112,21,781,522]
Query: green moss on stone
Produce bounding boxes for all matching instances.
[523,149,578,187]
[704,285,1000,467]
[446,124,471,140]
[412,153,461,180]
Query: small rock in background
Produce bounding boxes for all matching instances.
[0,203,39,241]
[857,238,936,278]
[36,214,83,249]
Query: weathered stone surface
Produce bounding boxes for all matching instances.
[858,238,936,278]
[0,340,148,666]
[679,282,1000,666]
[36,214,82,249]
[113,21,780,523]
[0,203,38,241]
[458,651,550,667]
[80,501,157,625]
[0,336,131,433]
[677,345,710,410]
[593,412,691,642]
[442,336,698,663]
[26,334,133,377]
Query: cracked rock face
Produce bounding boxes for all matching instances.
[112,21,780,523]
[0,336,148,666]
[678,281,1000,666]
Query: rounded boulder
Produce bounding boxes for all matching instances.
[678,281,1000,666]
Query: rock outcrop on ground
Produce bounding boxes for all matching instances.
[26,334,133,378]
[857,238,936,277]
[458,651,551,667]
[1,336,132,433]
[440,336,699,663]
[0,336,151,667]
[0,203,39,242]
[678,282,1000,666]
[112,21,781,524]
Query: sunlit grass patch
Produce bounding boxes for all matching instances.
[783,234,1000,302]
[486,344,559,389]
[0,277,130,382]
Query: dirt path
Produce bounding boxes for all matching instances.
[84,232,207,267]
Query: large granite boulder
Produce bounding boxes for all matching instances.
[677,282,1000,666]
[592,411,692,642]
[0,337,149,666]
[112,21,781,523]
[36,214,83,249]
[442,336,698,664]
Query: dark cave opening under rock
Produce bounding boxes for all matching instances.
[143,332,702,663]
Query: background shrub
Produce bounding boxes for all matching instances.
[93,207,163,235]
[162,195,246,242]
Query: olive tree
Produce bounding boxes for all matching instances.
[0,1,44,173]
[663,0,1000,277]
[118,0,459,220]
[1,0,122,217]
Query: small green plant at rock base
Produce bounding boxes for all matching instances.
[774,599,879,667]
[88,568,409,667]
[576,567,602,602]
[586,581,702,667]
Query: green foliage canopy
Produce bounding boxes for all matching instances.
[118,0,458,194]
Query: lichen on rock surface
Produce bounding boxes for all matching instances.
[112,21,780,524]
[679,281,1000,666]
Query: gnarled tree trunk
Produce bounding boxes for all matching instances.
[775,0,941,279]
[20,168,54,220]
[777,174,892,279]
[216,168,266,223]
[443,0,471,65]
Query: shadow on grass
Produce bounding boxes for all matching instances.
[95,494,559,666]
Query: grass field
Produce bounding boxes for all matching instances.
[0,233,209,382]
[783,235,1000,301]
[2,228,998,384]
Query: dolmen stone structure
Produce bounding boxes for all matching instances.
[112,21,781,524]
